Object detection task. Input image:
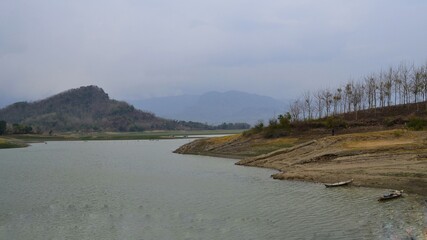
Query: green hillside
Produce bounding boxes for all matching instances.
[0,86,215,132]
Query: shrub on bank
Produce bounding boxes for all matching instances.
[406,117,426,131]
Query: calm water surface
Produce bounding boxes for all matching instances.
[0,140,425,240]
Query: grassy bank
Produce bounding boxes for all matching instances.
[0,137,28,149]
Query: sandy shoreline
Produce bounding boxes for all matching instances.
[175,130,427,198]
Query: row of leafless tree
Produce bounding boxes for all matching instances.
[288,61,427,121]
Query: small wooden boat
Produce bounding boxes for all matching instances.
[324,179,353,187]
[378,190,403,201]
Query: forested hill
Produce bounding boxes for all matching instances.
[0,86,217,132]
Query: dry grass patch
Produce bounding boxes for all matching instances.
[245,137,299,156]
[339,129,422,149]
[0,137,28,149]
[345,139,415,149]
[250,137,298,149]
[207,134,241,144]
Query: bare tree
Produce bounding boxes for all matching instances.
[384,67,393,106]
[333,88,342,115]
[365,74,376,109]
[423,62,427,110]
[323,89,333,117]
[421,63,427,102]
[303,91,313,120]
[344,83,353,113]
[392,67,401,105]
[314,90,325,118]
[352,82,364,120]
[289,99,302,121]
[420,65,427,101]
[399,63,411,104]
[376,71,387,108]
[411,65,423,105]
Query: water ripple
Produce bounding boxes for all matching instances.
[0,140,424,240]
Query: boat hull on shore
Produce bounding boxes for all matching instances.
[378,190,403,201]
[324,179,353,188]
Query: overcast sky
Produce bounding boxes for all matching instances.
[1,0,427,107]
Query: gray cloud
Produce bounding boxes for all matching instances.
[1,0,426,106]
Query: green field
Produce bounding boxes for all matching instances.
[0,137,28,149]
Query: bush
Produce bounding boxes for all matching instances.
[393,130,404,137]
[325,117,348,129]
[278,114,291,130]
[262,128,290,138]
[406,117,426,131]
[129,125,145,132]
[291,120,325,131]
[242,121,264,137]
[384,117,405,127]
[253,121,264,132]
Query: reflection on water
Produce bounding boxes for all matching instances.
[0,140,425,240]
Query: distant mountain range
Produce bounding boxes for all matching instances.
[132,91,287,125]
[0,86,218,132]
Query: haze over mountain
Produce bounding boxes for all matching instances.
[0,86,217,132]
[133,91,287,125]
[2,1,426,105]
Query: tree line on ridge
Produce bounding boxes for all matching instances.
[288,61,427,121]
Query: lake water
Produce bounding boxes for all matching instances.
[0,140,425,240]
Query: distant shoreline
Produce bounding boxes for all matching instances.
[0,130,243,149]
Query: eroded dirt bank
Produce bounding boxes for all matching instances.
[175,130,427,197]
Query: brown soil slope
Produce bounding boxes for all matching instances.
[236,130,427,196]
[174,134,300,158]
[176,130,427,196]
